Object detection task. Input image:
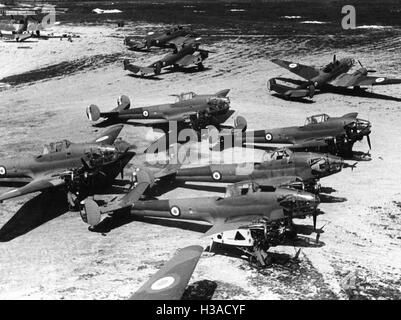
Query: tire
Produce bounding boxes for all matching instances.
[153,62,162,75]
[197,62,205,71]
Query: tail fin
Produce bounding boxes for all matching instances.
[114,95,131,112]
[86,104,101,121]
[92,124,124,145]
[267,78,276,91]
[233,116,247,132]
[215,89,230,97]
[80,198,101,227]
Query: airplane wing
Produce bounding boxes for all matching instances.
[253,176,304,188]
[271,59,320,80]
[204,215,265,237]
[176,52,203,67]
[291,136,334,149]
[0,31,32,42]
[167,35,191,47]
[91,124,124,145]
[0,177,64,202]
[331,73,401,87]
[130,245,203,300]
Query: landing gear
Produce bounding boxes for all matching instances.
[197,62,205,71]
[67,191,80,211]
[153,62,162,75]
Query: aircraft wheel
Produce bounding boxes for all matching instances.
[197,62,205,71]
[154,62,162,75]
[67,192,80,212]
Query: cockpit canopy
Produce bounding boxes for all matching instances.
[42,140,71,155]
[322,60,340,73]
[174,92,197,102]
[269,148,291,161]
[305,114,330,125]
[225,182,257,198]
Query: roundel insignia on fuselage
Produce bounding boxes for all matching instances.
[143,110,149,117]
[265,133,273,141]
[375,77,385,83]
[150,276,177,291]
[212,171,222,181]
[170,205,181,217]
[0,166,6,175]
[289,63,298,69]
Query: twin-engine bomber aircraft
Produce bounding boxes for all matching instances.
[124,25,194,51]
[0,125,135,209]
[123,37,210,77]
[176,149,344,193]
[86,90,232,130]
[220,113,371,158]
[268,56,401,99]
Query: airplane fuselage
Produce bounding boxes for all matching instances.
[311,58,354,87]
[108,94,229,121]
[128,188,318,225]
[247,119,349,145]
[175,152,342,184]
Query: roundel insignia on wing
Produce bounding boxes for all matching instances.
[150,276,176,291]
[289,63,298,69]
[0,166,6,175]
[212,171,222,181]
[375,77,385,83]
[143,110,149,117]
[265,133,273,141]
[170,206,181,217]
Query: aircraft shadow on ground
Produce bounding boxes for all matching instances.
[272,93,315,104]
[351,151,372,162]
[182,280,217,300]
[0,190,68,242]
[319,186,337,194]
[206,242,323,269]
[126,66,211,81]
[321,86,401,102]
[319,194,347,203]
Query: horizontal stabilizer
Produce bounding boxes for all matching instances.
[123,59,154,76]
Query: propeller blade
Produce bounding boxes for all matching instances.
[367,135,371,150]
[333,54,336,62]
[313,209,317,231]
[358,59,363,68]
[121,169,124,180]
[294,248,301,260]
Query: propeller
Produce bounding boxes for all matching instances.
[312,208,318,231]
[367,134,372,150]
[315,224,326,244]
[333,54,336,63]
[358,60,376,73]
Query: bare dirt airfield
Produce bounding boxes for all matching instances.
[0,20,400,300]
